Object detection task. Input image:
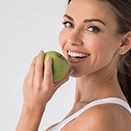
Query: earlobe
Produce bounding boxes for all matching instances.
[119,31,131,55]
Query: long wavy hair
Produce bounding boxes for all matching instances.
[67,0,131,107]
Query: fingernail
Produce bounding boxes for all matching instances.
[39,50,44,55]
[46,56,51,61]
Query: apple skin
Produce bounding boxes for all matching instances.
[44,51,70,83]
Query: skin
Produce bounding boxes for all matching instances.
[16,0,131,131]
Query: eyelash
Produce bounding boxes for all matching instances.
[86,26,100,33]
[62,21,74,28]
[62,21,100,33]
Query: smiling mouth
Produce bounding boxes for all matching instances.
[67,50,90,59]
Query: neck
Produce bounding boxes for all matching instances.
[73,67,124,105]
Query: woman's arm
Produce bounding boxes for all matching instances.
[16,51,73,131]
[16,104,45,131]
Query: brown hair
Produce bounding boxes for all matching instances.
[67,0,131,107]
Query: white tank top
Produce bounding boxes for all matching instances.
[48,97,131,131]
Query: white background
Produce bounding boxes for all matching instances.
[0,0,76,130]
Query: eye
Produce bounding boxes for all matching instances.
[62,21,74,28]
[88,26,100,33]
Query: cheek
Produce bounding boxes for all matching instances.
[59,29,65,50]
[87,35,117,55]
[87,37,118,65]
[59,29,70,56]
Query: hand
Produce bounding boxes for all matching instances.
[16,50,73,131]
[23,50,73,111]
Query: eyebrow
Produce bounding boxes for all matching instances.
[64,14,106,26]
[64,14,74,21]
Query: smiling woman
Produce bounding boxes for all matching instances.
[65,0,131,106]
[16,0,131,131]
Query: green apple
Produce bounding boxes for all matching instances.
[44,51,70,83]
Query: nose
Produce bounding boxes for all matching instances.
[67,28,83,46]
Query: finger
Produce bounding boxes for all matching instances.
[34,50,44,88]
[25,56,37,81]
[23,56,37,91]
[43,56,53,87]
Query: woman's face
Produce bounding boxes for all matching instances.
[59,0,122,77]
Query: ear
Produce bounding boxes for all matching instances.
[119,31,131,55]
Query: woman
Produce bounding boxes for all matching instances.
[16,0,131,130]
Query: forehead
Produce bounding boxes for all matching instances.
[66,0,116,21]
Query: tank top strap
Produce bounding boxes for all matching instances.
[48,97,131,131]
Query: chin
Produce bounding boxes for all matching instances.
[70,69,85,78]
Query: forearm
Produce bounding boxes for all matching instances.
[16,105,45,131]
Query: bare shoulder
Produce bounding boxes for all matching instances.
[62,104,131,131]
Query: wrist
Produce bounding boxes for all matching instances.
[16,104,46,131]
[22,102,46,116]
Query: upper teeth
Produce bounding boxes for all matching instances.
[68,51,89,58]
